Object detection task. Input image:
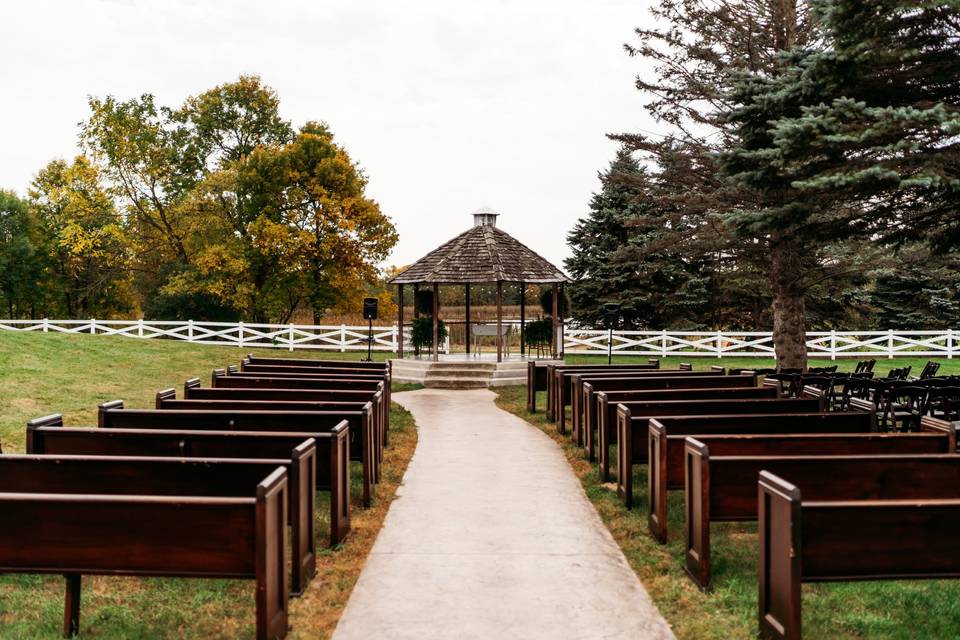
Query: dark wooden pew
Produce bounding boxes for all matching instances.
[213,372,383,392]
[555,368,714,430]
[554,370,725,435]
[593,393,813,480]
[227,369,385,381]
[240,363,388,378]
[98,401,377,506]
[27,415,349,594]
[759,468,960,640]
[245,354,389,371]
[566,372,752,438]
[211,373,389,444]
[171,381,388,456]
[0,457,289,639]
[592,386,778,477]
[620,408,876,510]
[204,375,391,447]
[544,363,659,420]
[684,418,957,589]
[568,370,730,439]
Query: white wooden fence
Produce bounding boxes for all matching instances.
[0,319,400,352]
[0,320,956,359]
[562,329,960,359]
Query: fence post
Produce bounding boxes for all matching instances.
[188,320,194,341]
[949,329,954,360]
[830,329,836,361]
[661,330,667,358]
[288,324,295,352]
[716,331,722,359]
[238,321,244,349]
[340,325,346,353]
[89,318,96,335]
[393,324,398,354]
[888,329,894,359]
[137,318,144,338]
[43,318,48,333]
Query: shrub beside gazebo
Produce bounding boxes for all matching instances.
[390,207,569,362]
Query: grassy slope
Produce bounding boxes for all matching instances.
[0,332,413,639]
[495,358,960,640]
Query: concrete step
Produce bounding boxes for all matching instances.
[423,368,496,378]
[424,377,490,389]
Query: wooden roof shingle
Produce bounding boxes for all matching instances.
[390,218,569,285]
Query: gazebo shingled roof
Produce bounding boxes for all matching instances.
[389,216,569,285]
[391,207,567,362]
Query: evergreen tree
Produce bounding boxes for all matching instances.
[733,0,960,249]
[566,149,698,329]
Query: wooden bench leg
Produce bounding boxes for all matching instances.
[63,574,81,638]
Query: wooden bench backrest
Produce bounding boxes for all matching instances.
[228,369,385,380]
[184,381,378,403]
[157,396,369,414]
[241,363,388,377]
[213,374,383,391]
[245,355,387,369]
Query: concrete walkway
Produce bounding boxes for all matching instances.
[333,388,675,640]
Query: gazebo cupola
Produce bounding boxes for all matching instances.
[390,207,569,362]
[472,205,500,227]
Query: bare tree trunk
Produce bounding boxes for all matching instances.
[769,231,807,370]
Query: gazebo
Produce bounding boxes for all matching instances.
[390,207,569,362]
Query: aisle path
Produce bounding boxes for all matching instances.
[333,388,675,640]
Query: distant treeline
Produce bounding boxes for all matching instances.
[0,76,397,323]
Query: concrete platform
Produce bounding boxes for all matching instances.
[332,388,675,640]
[391,357,562,389]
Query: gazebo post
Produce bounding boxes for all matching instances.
[465,283,471,357]
[519,281,525,357]
[559,283,566,359]
[397,284,404,359]
[432,283,440,361]
[551,282,559,359]
[496,280,503,363]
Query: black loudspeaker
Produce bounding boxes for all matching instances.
[363,297,379,321]
[603,303,621,329]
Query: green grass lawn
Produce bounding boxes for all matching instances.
[0,331,414,639]
[495,383,960,640]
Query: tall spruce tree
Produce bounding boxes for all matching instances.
[565,149,686,329]
[617,0,825,367]
[747,0,960,250]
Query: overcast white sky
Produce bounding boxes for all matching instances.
[0,0,659,269]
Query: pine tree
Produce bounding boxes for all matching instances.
[736,0,960,249]
[565,149,701,329]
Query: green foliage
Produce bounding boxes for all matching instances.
[28,157,135,318]
[0,190,45,317]
[410,316,448,355]
[0,75,399,323]
[538,287,568,317]
[524,318,553,349]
